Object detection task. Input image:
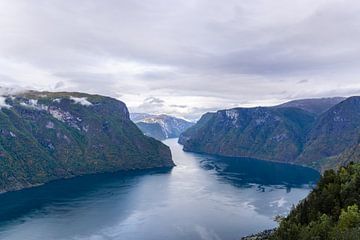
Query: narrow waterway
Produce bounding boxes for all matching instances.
[0,139,319,240]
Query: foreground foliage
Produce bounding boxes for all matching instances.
[271,162,360,240]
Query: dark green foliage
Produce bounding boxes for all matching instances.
[0,91,173,193]
[271,163,360,240]
[298,97,360,166]
[180,107,316,163]
[180,97,360,170]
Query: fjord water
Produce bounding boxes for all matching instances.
[0,139,319,240]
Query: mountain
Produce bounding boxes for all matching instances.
[334,142,360,168]
[130,113,194,141]
[298,97,360,168]
[180,96,360,170]
[179,107,315,163]
[0,91,173,193]
[275,97,345,115]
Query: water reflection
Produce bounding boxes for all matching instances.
[195,154,319,187]
[0,168,172,224]
[0,139,319,240]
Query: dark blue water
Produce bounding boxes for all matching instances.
[0,139,319,240]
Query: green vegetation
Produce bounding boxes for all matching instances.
[271,162,360,240]
[0,91,173,193]
[180,97,360,170]
[180,107,316,163]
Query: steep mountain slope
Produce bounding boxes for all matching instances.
[130,113,194,140]
[298,97,360,166]
[275,97,345,115]
[0,91,173,193]
[333,142,360,168]
[179,107,315,163]
[180,96,360,170]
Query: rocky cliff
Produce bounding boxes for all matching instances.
[0,91,173,193]
[180,97,360,170]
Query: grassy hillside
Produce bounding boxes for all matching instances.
[0,91,173,193]
[180,97,360,170]
[180,107,316,163]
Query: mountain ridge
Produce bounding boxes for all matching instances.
[180,96,360,170]
[0,91,174,193]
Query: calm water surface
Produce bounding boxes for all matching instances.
[0,139,319,240]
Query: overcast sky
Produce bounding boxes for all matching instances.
[1,0,360,120]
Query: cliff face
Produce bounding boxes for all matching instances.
[179,97,360,170]
[298,97,360,166]
[0,91,173,193]
[179,107,315,163]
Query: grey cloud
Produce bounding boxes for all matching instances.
[135,97,166,113]
[144,97,165,105]
[0,0,359,120]
[297,79,309,84]
[170,104,187,109]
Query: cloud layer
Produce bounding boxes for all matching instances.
[1,0,360,120]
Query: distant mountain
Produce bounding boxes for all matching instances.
[276,97,345,115]
[131,113,194,141]
[0,91,173,193]
[179,96,360,170]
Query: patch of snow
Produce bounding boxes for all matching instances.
[9,131,16,137]
[70,96,92,106]
[225,110,239,120]
[82,125,89,132]
[255,112,272,125]
[225,110,240,127]
[53,98,61,103]
[0,97,11,109]
[48,107,81,130]
[49,108,70,122]
[20,99,48,111]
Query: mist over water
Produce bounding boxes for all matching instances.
[0,139,319,240]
